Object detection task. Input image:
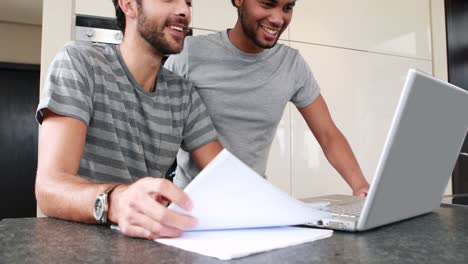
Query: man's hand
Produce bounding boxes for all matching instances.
[108,177,197,240]
[353,183,370,197]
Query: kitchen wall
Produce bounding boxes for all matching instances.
[39,0,449,207]
[0,22,41,64]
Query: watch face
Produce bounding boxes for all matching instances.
[94,197,104,220]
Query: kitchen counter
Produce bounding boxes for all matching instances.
[1,204,467,263]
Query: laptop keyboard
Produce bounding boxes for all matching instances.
[325,200,364,218]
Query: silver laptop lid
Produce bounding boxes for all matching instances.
[357,69,468,231]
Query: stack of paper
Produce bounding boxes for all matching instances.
[169,149,330,230]
[156,149,332,259]
[156,226,332,260]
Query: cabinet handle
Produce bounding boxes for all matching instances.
[460,152,468,157]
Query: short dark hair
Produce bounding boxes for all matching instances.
[112,0,126,33]
[231,0,237,8]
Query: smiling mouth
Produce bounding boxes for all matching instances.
[170,25,185,32]
[261,26,278,36]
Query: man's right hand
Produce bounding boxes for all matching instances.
[108,177,197,240]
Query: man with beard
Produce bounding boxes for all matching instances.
[165,0,370,196]
[35,0,222,240]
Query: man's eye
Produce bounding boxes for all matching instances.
[284,3,295,12]
[261,1,274,8]
[186,0,192,7]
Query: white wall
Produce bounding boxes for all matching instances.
[0,22,42,64]
[39,0,450,211]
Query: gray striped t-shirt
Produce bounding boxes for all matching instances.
[36,41,217,183]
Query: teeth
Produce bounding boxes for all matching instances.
[262,26,277,35]
[170,26,184,32]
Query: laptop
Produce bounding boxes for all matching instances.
[302,69,468,232]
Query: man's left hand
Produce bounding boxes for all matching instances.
[353,184,370,197]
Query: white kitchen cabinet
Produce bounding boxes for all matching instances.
[290,41,432,198]
[290,0,432,60]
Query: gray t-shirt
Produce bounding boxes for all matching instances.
[165,31,320,188]
[37,41,217,183]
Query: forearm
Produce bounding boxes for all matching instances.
[35,169,120,223]
[298,96,369,195]
[320,131,369,193]
[192,140,224,169]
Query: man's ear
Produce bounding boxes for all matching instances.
[119,0,138,19]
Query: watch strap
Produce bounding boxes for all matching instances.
[95,183,122,223]
[104,183,122,195]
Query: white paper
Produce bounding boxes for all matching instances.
[169,149,330,230]
[156,226,333,260]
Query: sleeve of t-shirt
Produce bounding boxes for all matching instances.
[36,42,94,125]
[181,85,218,152]
[290,52,321,108]
[164,38,189,78]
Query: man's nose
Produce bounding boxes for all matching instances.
[267,9,284,28]
[175,0,191,20]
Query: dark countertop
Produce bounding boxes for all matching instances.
[1,205,467,263]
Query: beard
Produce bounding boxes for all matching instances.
[239,7,282,49]
[137,9,187,55]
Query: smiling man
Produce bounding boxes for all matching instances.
[165,0,370,196]
[35,0,222,240]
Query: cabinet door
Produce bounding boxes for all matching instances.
[75,0,115,18]
[290,0,431,60]
[446,0,468,201]
[0,64,39,219]
[290,42,432,198]
[192,0,238,31]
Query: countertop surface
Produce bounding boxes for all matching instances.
[1,204,468,263]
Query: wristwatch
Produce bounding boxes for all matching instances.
[93,184,121,224]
